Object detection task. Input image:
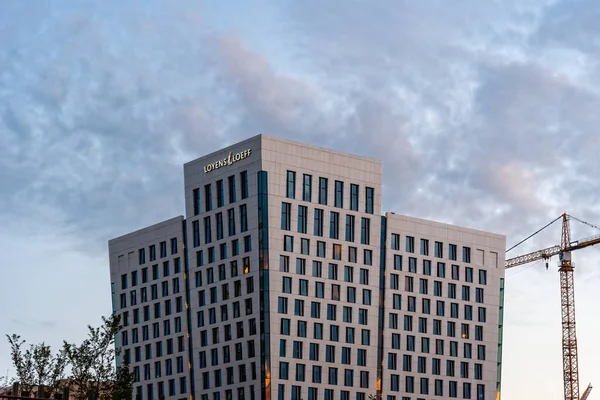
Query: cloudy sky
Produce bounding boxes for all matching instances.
[1,0,600,398]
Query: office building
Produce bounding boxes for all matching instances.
[109,134,506,400]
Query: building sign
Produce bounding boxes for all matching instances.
[204,149,252,173]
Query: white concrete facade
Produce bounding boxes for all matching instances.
[109,134,506,400]
[109,216,190,400]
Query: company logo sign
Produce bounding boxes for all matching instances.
[204,149,252,173]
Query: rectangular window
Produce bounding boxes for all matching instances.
[330,212,340,239]
[391,234,400,250]
[240,204,248,232]
[318,177,328,205]
[406,236,415,253]
[216,179,224,208]
[423,259,432,275]
[298,206,308,234]
[226,208,236,237]
[280,256,289,272]
[286,171,296,199]
[394,254,402,270]
[476,287,484,303]
[464,266,473,282]
[365,187,374,214]
[216,213,223,240]
[312,261,322,278]
[434,241,443,258]
[463,246,471,263]
[284,236,294,252]
[317,241,326,257]
[333,244,342,260]
[479,269,487,285]
[204,217,212,244]
[334,181,344,208]
[240,171,249,199]
[303,174,312,202]
[350,184,359,211]
[314,209,324,236]
[204,184,212,212]
[228,175,236,204]
[449,244,457,261]
[364,249,372,265]
[192,220,200,247]
[345,215,355,242]
[193,188,201,216]
[301,238,310,255]
[360,218,370,245]
[281,203,291,231]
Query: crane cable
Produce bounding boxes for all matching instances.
[568,214,600,232]
[506,214,564,254]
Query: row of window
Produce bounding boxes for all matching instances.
[132,355,187,381]
[390,280,486,303]
[274,385,488,400]
[122,298,184,327]
[199,342,257,369]
[122,317,185,346]
[195,260,253,288]
[388,376,486,399]
[119,277,183,309]
[192,205,249,246]
[390,234,484,266]
[388,334,487,360]
[197,277,255,306]
[199,319,258,346]
[137,238,179,266]
[390,256,488,284]
[123,335,186,364]
[278,278,373,304]
[285,172,375,214]
[194,240,253,270]
[199,364,257,391]
[389,305,487,326]
[193,171,249,215]
[121,258,182,290]
[387,353,485,379]
[197,300,255,326]
[279,318,372,345]
[283,235,374,265]
[198,386,257,400]
[278,385,374,400]
[280,257,375,280]
[134,376,188,400]
[278,339,370,365]
[278,298,371,325]
[389,315,487,340]
[281,202,373,243]
[279,362,370,389]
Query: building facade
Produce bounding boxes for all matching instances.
[108,134,506,400]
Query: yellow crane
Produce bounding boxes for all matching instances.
[505,213,600,400]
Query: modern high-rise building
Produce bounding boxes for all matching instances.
[109,134,506,400]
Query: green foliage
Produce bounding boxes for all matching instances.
[63,314,133,400]
[5,334,67,398]
[6,314,133,400]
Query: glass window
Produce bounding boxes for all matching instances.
[286,171,296,199]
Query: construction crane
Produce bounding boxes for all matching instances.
[505,213,600,400]
[581,384,593,400]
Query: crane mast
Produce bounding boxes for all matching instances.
[558,214,579,400]
[505,213,600,400]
